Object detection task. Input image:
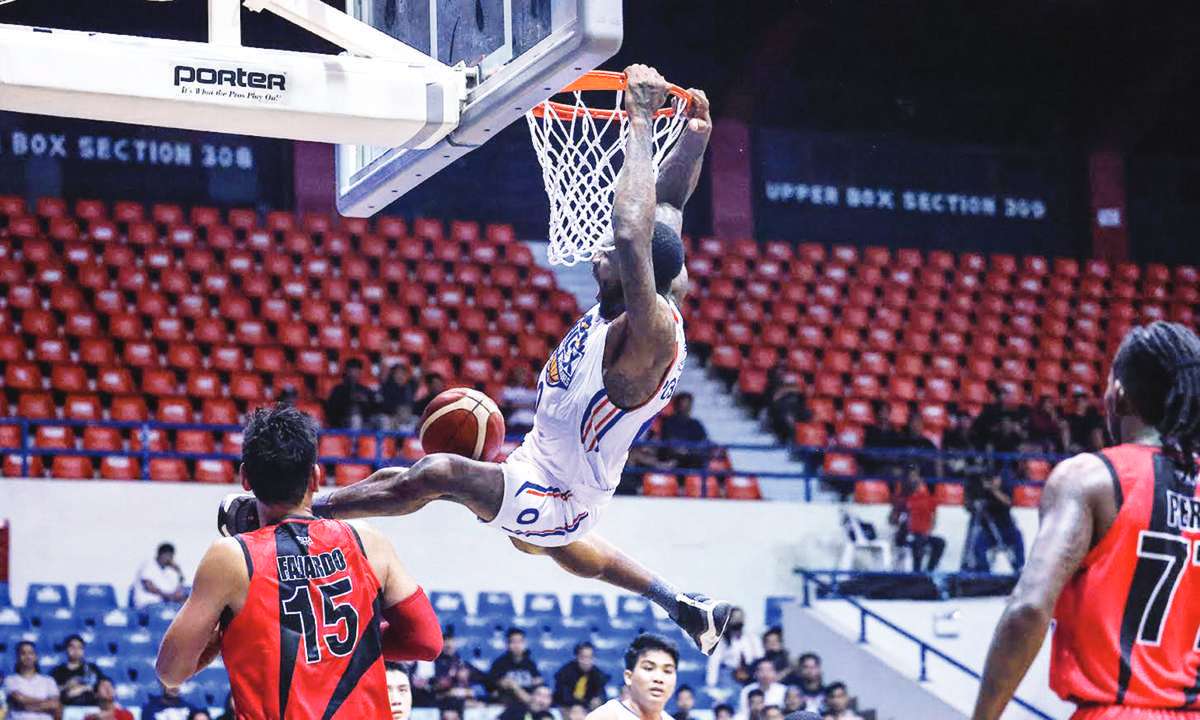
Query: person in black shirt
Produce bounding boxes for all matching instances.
[761,628,789,673]
[412,373,447,418]
[659,393,711,470]
[552,642,609,709]
[1063,391,1105,452]
[497,684,554,720]
[379,362,419,428]
[324,358,377,429]
[964,472,1026,572]
[486,628,542,708]
[52,634,105,706]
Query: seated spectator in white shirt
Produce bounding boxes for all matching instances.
[132,542,187,609]
[820,683,862,720]
[781,653,825,712]
[5,641,61,720]
[500,367,539,435]
[737,659,786,720]
[763,706,784,720]
[705,607,763,686]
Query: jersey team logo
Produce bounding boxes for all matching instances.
[545,314,594,389]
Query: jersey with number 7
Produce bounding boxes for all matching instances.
[1051,444,1200,707]
[221,517,389,719]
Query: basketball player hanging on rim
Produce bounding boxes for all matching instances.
[220,65,732,654]
[158,406,444,718]
[973,321,1200,720]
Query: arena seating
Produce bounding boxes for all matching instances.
[680,237,1197,492]
[0,581,726,711]
[0,197,767,497]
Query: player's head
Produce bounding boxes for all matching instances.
[593,221,686,320]
[1108,321,1200,468]
[623,633,678,712]
[239,404,322,509]
[385,662,412,720]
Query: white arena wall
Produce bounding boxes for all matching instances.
[1,478,1038,629]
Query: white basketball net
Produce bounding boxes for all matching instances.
[526,89,691,266]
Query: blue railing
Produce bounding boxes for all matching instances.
[795,569,1053,719]
[0,415,1062,494]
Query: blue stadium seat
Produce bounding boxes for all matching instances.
[2,628,41,653]
[181,682,209,709]
[461,613,509,634]
[92,654,126,681]
[114,682,147,708]
[477,591,516,617]
[0,606,26,629]
[37,651,64,673]
[594,646,625,669]
[25,583,70,612]
[609,617,649,636]
[116,628,156,656]
[616,596,654,624]
[33,608,77,635]
[570,593,610,622]
[430,591,467,616]
[536,658,561,678]
[653,617,678,636]
[90,626,127,655]
[194,665,229,686]
[523,592,562,618]
[143,603,181,634]
[95,608,136,629]
[764,596,795,628]
[123,653,158,683]
[75,583,118,614]
[0,582,10,607]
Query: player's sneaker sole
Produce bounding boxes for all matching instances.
[676,593,732,655]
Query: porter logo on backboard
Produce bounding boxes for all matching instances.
[173,65,286,103]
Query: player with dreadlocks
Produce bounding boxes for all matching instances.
[974,321,1200,720]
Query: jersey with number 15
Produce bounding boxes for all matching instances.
[221,516,390,719]
[1051,444,1200,708]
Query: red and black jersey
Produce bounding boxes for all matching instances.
[221,516,390,719]
[1051,444,1200,710]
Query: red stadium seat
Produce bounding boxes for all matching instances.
[823,454,858,477]
[167,343,203,371]
[332,464,372,487]
[854,480,890,504]
[35,426,75,450]
[17,392,55,419]
[201,399,240,426]
[724,476,762,501]
[177,430,215,454]
[186,370,222,399]
[51,456,94,480]
[1014,485,1043,508]
[149,458,189,482]
[889,374,917,401]
[110,395,149,422]
[934,482,965,506]
[64,394,102,422]
[642,473,679,498]
[100,456,140,481]
[229,373,265,403]
[210,345,245,374]
[4,454,43,478]
[5,361,41,391]
[83,426,123,452]
[36,339,71,365]
[157,397,193,424]
[794,423,828,447]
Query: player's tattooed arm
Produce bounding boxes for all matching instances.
[655,88,711,235]
[971,453,1113,720]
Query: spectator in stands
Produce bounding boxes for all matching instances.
[412,373,447,417]
[964,472,1026,573]
[761,628,789,673]
[552,642,608,710]
[706,606,762,686]
[863,403,903,477]
[132,542,187,609]
[216,694,235,720]
[142,682,197,720]
[498,684,553,720]
[51,634,104,706]
[486,628,541,708]
[188,712,211,720]
[439,706,462,720]
[939,407,982,481]
[83,677,133,720]
[1027,396,1065,452]
[714,704,734,720]
[660,393,711,470]
[379,363,419,429]
[737,658,786,719]
[325,358,377,429]
[763,706,784,720]
[890,466,946,572]
[564,703,588,720]
[432,636,484,708]
[971,385,1023,447]
[1064,390,1105,452]
[819,682,862,720]
[766,366,809,444]
[387,663,413,720]
[672,685,695,720]
[501,366,539,435]
[782,653,825,712]
[783,687,805,715]
[4,641,60,720]
[743,689,765,720]
[898,415,938,477]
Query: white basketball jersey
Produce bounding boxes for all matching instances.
[516,296,687,495]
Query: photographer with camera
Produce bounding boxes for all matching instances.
[962,472,1025,573]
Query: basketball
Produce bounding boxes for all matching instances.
[418,388,506,462]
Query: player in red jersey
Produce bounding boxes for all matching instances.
[974,321,1200,720]
[156,405,443,719]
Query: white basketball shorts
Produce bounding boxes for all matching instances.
[483,446,607,548]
